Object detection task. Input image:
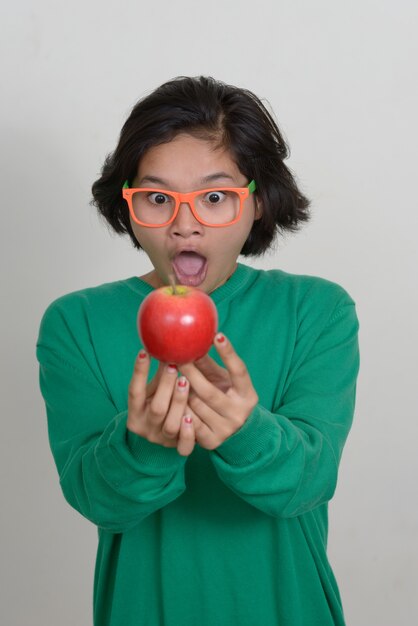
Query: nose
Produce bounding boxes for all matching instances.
[170,201,203,237]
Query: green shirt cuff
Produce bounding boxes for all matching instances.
[212,405,278,467]
[126,426,186,468]
[96,411,186,487]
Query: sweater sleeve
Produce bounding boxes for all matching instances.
[210,295,360,519]
[36,302,187,534]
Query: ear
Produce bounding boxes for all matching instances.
[254,198,263,221]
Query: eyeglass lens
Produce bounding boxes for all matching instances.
[131,190,240,225]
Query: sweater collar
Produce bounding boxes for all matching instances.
[126,262,256,305]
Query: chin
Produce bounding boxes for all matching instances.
[205,275,229,294]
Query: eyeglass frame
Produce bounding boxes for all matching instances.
[122,179,257,228]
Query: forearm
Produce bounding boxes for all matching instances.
[210,404,346,518]
[38,352,187,533]
[58,411,187,532]
[211,302,359,518]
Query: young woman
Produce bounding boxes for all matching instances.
[37,76,360,626]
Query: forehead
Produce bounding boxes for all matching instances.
[136,133,242,183]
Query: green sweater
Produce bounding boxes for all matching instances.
[36,263,360,626]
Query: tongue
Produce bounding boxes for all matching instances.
[173,252,206,276]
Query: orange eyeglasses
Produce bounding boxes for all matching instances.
[122,180,257,228]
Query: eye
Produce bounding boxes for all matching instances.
[203,190,227,204]
[148,192,171,205]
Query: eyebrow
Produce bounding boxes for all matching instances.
[138,172,236,187]
[138,176,169,187]
[201,172,236,184]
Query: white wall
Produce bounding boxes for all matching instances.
[1,0,417,624]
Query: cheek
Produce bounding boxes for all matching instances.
[237,210,257,241]
[130,220,157,251]
[214,224,252,256]
[129,218,141,243]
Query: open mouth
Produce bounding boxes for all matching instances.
[172,251,208,287]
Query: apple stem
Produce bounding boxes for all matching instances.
[169,273,178,295]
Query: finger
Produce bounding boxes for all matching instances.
[148,363,179,422]
[193,354,232,393]
[176,414,195,457]
[193,353,227,379]
[145,361,166,398]
[212,333,252,396]
[179,362,229,416]
[162,376,190,438]
[185,405,205,435]
[182,402,218,450]
[128,350,150,413]
[188,392,224,432]
[189,405,221,450]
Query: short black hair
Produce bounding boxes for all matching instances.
[91,75,310,256]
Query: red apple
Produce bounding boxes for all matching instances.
[137,285,218,364]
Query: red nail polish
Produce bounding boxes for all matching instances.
[178,377,187,388]
[184,415,193,424]
[216,333,225,344]
[138,350,147,359]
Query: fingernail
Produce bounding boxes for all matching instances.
[167,363,178,373]
[215,333,226,344]
[184,415,193,425]
[138,350,147,360]
[177,376,188,390]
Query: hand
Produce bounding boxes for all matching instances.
[179,334,259,450]
[127,351,196,456]
[190,353,232,393]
